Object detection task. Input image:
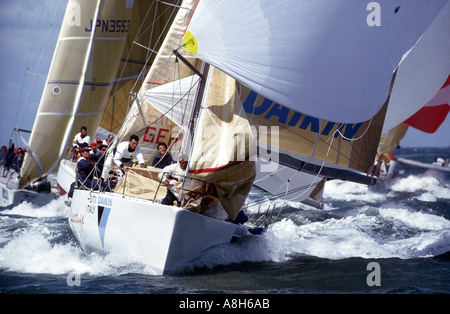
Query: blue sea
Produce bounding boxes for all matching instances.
[1,147,449,298]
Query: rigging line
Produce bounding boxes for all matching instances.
[151,60,196,168]
[157,0,194,11]
[132,41,158,54]
[137,48,200,130]
[172,55,195,130]
[253,163,286,184]
[336,118,373,142]
[251,179,323,203]
[130,76,202,136]
[97,0,178,137]
[245,181,321,208]
[268,125,339,203]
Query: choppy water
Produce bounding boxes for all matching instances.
[1,147,449,295]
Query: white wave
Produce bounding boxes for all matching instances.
[389,174,450,201]
[1,171,449,276]
[1,196,68,218]
[323,180,386,203]
[236,206,450,263]
[324,172,450,203]
[0,230,150,276]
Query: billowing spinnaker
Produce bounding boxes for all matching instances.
[182,0,447,123]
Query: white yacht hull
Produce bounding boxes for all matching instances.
[1,168,57,209]
[1,179,49,208]
[398,157,450,173]
[69,189,249,274]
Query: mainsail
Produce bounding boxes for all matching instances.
[19,0,180,188]
[182,0,447,123]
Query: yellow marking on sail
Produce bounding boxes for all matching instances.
[182,30,198,55]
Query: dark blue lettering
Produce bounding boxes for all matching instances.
[85,20,93,32]
[321,121,336,136]
[102,20,108,32]
[85,19,131,33]
[243,91,272,115]
[343,123,362,141]
[299,116,320,133]
[334,124,345,138]
[264,104,289,124]
[109,20,115,32]
[288,112,302,127]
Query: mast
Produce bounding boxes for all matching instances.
[173,48,210,206]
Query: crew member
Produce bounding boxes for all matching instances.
[113,134,145,173]
[73,126,91,149]
[158,154,188,206]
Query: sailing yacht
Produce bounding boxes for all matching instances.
[65,0,448,274]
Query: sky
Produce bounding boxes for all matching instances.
[0,0,449,151]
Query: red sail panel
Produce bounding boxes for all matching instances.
[404,75,450,134]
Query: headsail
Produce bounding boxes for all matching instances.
[182,0,447,123]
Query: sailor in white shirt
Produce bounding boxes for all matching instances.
[158,154,189,206]
[73,126,91,149]
[113,134,145,172]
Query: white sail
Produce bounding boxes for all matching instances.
[20,0,181,188]
[182,0,447,123]
[140,75,197,128]
[20,0,132,187]
[382,1,450,133]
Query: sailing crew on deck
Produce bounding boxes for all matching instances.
[12,148,24,172]
[104,134,114,147]
[152,142,174,169]
[73,126,91,149]
[158,154,188,206]
[113,134,145,173]
[68,147,103,199]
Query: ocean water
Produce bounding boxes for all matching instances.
[1,147,449,296]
